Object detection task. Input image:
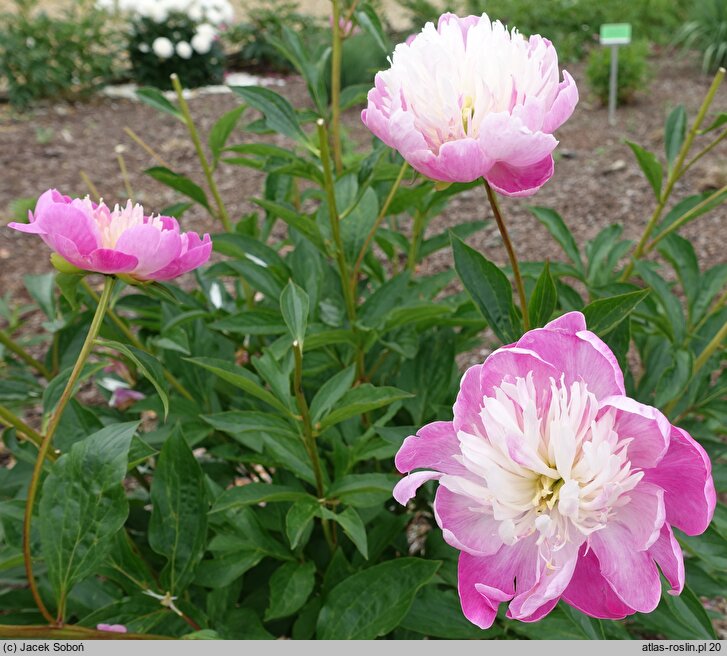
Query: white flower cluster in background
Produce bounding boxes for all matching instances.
[96,0,234,27]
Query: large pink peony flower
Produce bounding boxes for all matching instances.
[394,312,715,626]
[8,189,212,281]
[361,13,578,196]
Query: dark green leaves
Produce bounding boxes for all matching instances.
[135,87,182,121]
[528,261,557,328]
[148,430,208,593]
[208,105,246,167]
[626,141,663,200]
[265,561,316,621]
[280,280,309,347]
[582,289,650,336]
[317,558,440,639]
[664,105,687,169]
[39,422,136,617]
[211,483,310,515]
[145,167,211,211]
[231,86,309,146]
[451,234,521,343]
[318,385,411,430]
[529,206,584,272]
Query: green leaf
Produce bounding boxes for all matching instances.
[145,167,210,211]
[56,272,85,310]
[231,86,309,145]
[286,498,320,549]
[636,585,717,639]
[210,483,310,515]
[511,604,606,639]
[208,105,246,165]
[185,357,292,415]
[451,234,521,343]
[135,87,182,121]
[665,105,687,169]
[325,507,368,559]
[253,198,324,250]
[24,273,55,319]
[148,430,208,593]
[528,261,557,328]
[655,349,693,406]
[309,365,356,424]
[355,4,390,54]
[401,587,494,639]
[635,262,686,343]
[39,422,136,616]
[280,280,309,347]
[265,561,316,621]
[626,141,663,200]
[97,339,170,420]
[210,309,288,336]
[700,112,727,133]
[327,473,398,507]
[319,384,412,430]
[582,289,650,336]
[529,206,584,272]
[317,558,440,639]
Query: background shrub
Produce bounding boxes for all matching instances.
[0,0,120,109]
[676,0,727,74]
[586,39,651,104]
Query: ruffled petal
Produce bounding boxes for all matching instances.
[642,426,716,536]
[395,421,468,477]
[543,70,579,133]
[392,470,442,505]
[484,155,555,197]
[433,485,501,556]
[649,524,685,595]
[114,224,181,277]
[87,249,139,274]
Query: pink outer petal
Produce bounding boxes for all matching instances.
[478,113,558,168]
[575,329,626,394]
[608,482,666,551]
[36,204,100,256]
[599,396,670,468]
[544,311,587,333]
[407,138,493,183]
[589,522,662,613]
[562,546,635,619]
[87,249,139,274]
[392,471,441,505]
[649,524,685,595]
[515,328,624,400]
[484,155,554,197]
[145,233,212,281]
[114,224,181,277]
[642,426,716,536]
[455,348,559,435]
[543,70,579,133]
[507,540,580,620]
[52,234,93,270]
[394,421,469,477]
[433,486,501,556]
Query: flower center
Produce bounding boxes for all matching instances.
[456,374,643,556]
[75,197,165,249]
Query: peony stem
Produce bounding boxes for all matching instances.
[621,67,725,281]
[0,404,49,456]
[483,180,530,332]
[124,126,174,169]
[23,276,116,625]
[80,280,194,402]
[330,0,344,174]
[292,340,335,550]
[0,328,51,379]
[693,320,727,380]
[351,160,409,289]
[170,74,233,232]
[116,151,135,199]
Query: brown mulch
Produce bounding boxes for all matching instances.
[0,52,725,309]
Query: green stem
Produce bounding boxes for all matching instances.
[171,74,232,232]
[330,0,343,174]
[23,276,115,625]
[645,182,727,253]
[483,180,530,332]
[81,280,194,402]
[621,67,725,281]
[681,129,726,174]
[292,340,335,550]
[0,329,51,379]
[351,161,409,290]
[0,625,172,640]
[407,210,426,272]
[0,404,48,456]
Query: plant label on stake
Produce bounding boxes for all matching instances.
[600,23,632,126]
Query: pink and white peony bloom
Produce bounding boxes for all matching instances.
[8,189,212,281]
[394,312,715,626]
[362,13,578,196]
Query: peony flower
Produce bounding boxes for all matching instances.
[110,387,146,410]
[394,312,715,626]
[97,623,128,633]
[8,189,212,281]
[152,36,174,59]
[176,41,193,59]
[191,31,213,54]
[361,13,579,196]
